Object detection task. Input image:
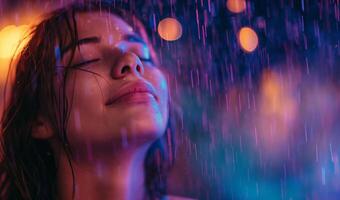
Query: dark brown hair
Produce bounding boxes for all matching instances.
[0,1,175,199]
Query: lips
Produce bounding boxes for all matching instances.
[105,81,158,106]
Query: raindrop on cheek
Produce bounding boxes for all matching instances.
[74,110,82,132]
[120,128,128,148]
[108,35,113,45]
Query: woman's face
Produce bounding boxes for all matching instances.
[60,12,169,156]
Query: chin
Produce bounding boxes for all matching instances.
[123,117,166,142]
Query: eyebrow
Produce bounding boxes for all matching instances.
[61,34,146,55]
[61,36,101,55]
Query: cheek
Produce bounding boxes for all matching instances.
[64,72,107,137]
[66,72,106,108]
[63,67,170,147]
[147,68,169,120]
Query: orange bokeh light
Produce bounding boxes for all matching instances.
[0,25,30,59]
[226,0,246,13]
[255,70,298,158]
[0,24,31,83]
[238,27,259,53]
[157,18,182,41]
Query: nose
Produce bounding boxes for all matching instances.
[111,52,144,79]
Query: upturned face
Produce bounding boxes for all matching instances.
[59,12,169,159]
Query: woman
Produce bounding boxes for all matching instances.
[0,1,185,199]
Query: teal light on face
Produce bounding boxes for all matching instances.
[160,77,167,91]
[141,45,151,60]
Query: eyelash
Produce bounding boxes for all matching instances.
[70,58,101,68]
[69,56,153,69]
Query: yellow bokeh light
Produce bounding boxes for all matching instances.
[226,0,246,13]
[157,18,182,41]
[238,27,259,53]
[0,25,30,59]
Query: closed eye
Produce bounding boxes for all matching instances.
[69,58,101,68]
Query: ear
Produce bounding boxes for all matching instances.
[31,116,54,139]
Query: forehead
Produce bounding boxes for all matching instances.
[75,12,135,43]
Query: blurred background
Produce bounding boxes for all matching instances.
[0,0,339,199]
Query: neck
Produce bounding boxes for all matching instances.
[56,142,151,200]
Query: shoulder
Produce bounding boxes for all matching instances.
[162,195,197,200]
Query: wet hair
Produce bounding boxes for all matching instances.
[0,1,175,199]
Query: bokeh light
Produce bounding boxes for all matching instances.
[238,26,259,53]
[0,25,30,59]
[256,70,298,156]
[226,0,246,13]
[157,18,182,41]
